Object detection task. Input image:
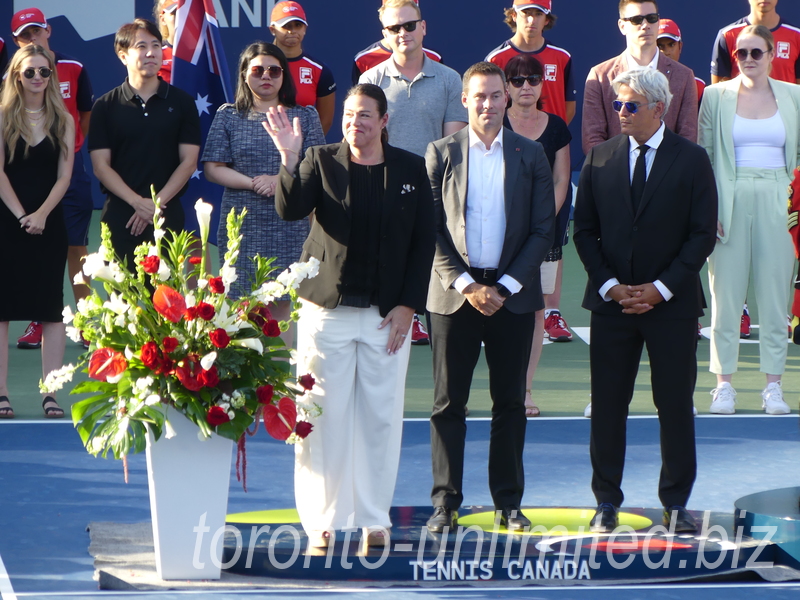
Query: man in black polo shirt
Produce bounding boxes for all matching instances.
[89,18,200,267]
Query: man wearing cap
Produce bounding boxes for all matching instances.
[359,0,467,159]
[485,0,576,124]
[269,1,336,134]
[581,0,698,155]
[657,18,706,105]
[88,18,200,268]
[711,0,800,85]
[10,7,94,351]
[351,0,443,86]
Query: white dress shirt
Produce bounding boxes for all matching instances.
[453,128,522,295]
[624,49,660,71]
[598,122,673,302]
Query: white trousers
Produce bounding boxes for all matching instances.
[293,302,411,531]
[708,167,794,375]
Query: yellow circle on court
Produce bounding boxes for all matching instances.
[227,508,301,524]
[458,508,653,535]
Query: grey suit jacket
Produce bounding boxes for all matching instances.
[425,127,555,315]
[581,52,699,154]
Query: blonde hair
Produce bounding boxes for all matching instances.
[1,45,70,162]
[153,0,173,41]
[378,0,421,21]
[737,24,774,53]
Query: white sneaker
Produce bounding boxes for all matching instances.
[692,405,698,416]
[584,402,592,418]
[709,383,736,414]
[762,382,791,415]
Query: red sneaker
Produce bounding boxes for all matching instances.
[17,322,42,349]
[411,315,430,345]
[544,310,572,342]
[740,308,751,339]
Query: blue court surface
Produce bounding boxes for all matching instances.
[1,415,799,599]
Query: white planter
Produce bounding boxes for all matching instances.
[146,410,233,580]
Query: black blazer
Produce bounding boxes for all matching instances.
[275,141,435,317]
[573,128,718,319]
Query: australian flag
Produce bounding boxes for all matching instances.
[171,0,233,246]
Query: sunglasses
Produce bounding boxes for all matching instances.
[508,75,543,88]
[735,48,767,61]
[383,19,422,34]
[620,13,660,26]
[612,100,656,114]
[22,67,52,79]
[249,65,283,78]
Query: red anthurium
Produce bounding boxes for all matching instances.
[153,285,186,323]
[140,255,160,274]
[262,397,297,441]
[206,406,231,426]
[175,357,203,391]
[88,348,128,382]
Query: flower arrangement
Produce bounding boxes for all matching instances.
[43,191,320,469]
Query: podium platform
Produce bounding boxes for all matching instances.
[221,500,800,584]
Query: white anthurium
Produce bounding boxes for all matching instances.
[124,346,134,360]
[194,199,213,246]
[230,337,264,354]
[200,351,217,371]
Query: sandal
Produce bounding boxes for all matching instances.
[362,527,390,547]
[524,389,540,417]
[42,396,64,419]
[306,530,332,548]
[0,396,14,419]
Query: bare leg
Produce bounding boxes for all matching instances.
[41,322,66,415]
[68,245,90,304]
[524,309,544,417]
[0,322,9,396]
[544,259,564,310]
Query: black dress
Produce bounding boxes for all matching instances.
[0,136,67,322]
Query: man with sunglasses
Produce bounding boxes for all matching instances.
[359,0,466,159]
[711,0,800,85]
[574,68,717,534]
[10,7,94,351]
[485,0,576,124]
[582,0,698,155]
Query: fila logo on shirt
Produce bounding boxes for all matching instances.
[545,64,557,82]
[776,42,790,60]
[60,81,71,99]
[299,67,313,85]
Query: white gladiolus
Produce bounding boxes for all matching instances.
[230,338,264,354]
[65,326,82,343]
[276,268,298,290]
[196,279,208,290]
[153,228,166,241]
[156,260,171,281]
[185,293,197,308]
[82,253,106,278]
[62,305,74,324]
[147,245,158,257]
[103,292,128,316]
[200,351,217,370]
[39,364,76,393]
[72,271,85,285]
[255,281,285,304]
[220,264,237,288]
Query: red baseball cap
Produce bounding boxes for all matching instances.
[658,19,682,42]
[162,0,178,14]
[270,1,308,27]
[11,7,47,37]
[513,0,552,14]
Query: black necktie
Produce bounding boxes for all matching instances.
[630,144,649,213]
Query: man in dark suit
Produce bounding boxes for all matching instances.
[573,68,717,534]
[424,61,555,533]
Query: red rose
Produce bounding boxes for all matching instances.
[198,366,219,388]
[298,373,315,391]
[189,256,202,265]
[256,384,274,404]
[196,302,215,321]
[263,319,281,338]
[153,285,187,323]
[88,348,128,382]
[209,328,230,349]
[140,255,160,274]
[294,421,313,439]
[248,305,272,328]
[184,306,198,321]
[175,358,203,391]
[208,277,225,294]
[160,357,175,375]
[162,336,179,353]
[140,341,161,370]
[206,406,231,426]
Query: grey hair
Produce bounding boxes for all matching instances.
[611,68,672,116]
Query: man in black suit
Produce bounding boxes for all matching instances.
[424,61,555,533]
[573,68,717,534]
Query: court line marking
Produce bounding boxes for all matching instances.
[0,550,18,600]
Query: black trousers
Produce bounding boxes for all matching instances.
[589,312,698,508]
[429,302,535,510]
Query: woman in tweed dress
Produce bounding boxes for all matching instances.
[203,42,324,344]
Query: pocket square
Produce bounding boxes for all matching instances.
[401,183,415,194]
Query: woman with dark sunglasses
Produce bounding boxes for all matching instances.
[700,25,800,416]
[503,54,571,417]
[0,44,74,419]
[202,42,324,348]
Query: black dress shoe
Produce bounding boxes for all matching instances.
[500,506,531,531]
[590,503,618,533]
[427,507,458,532]
[663,506,697,533]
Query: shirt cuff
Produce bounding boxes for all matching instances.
[454,272,476,294]
[653,280,673,301]
[599,278,620,302]
[497,274,522,294]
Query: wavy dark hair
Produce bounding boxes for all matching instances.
[234,42,296,113]
[503,7,556,33]
[504,54,545,110]
[344,83,389,143]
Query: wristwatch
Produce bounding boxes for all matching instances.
[496,284,513,299]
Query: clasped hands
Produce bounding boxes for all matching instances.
[608,283,664,315]
[463,283,505,316]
